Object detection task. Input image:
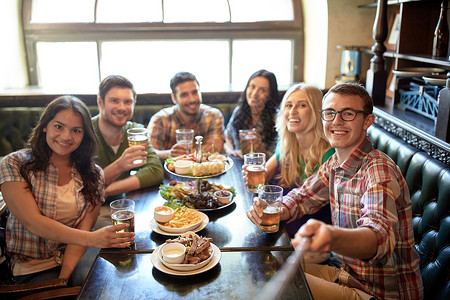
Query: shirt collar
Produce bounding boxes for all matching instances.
[174,104,203,126]
[331,136,373,174]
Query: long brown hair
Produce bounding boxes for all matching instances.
[20,96,102,206]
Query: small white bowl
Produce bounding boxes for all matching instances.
[214,190,232,204]
[208,154,227,162]
[161,243,186,264]
[174,160,193,175]
[154,206,174,223]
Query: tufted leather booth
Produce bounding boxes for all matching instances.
[368,125,450,300]
[0,103,236,156]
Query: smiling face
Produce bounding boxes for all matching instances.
[98,86,135,128]
[283,90,313,136]
[172,80,202,117]
[43,108,84,161]
[322,92,374,162]
[246,76,270,110]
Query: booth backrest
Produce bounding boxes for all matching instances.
[368,125,450,300]
[0,103,236,156]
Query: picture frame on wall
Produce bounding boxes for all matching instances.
[387,8,400,52]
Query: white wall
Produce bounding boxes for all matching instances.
[302,0,328,89]
[0,0,28,90]
[302,0,376,89]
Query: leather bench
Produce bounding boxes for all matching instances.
[0,103,236,156]
[368,125,450,300]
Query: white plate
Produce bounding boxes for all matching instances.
[164,157,234,179]
[151,243,221,276]
[150,212,209,236]
[156,210,203,233]
[422,74,447,86]
[392,67,445,77]
[159,243,214,271]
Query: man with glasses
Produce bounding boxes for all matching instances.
[247,83,422,299]
[147,72,225,160]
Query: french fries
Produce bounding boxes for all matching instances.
[161,207,201,228]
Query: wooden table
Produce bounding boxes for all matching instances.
[78,156,313,299]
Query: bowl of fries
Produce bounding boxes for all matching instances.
[156,207,202,233]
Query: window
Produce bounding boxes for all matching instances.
[23,0,303,93]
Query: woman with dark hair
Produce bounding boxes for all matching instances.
[0,96,134,285]
[224,69,281,158]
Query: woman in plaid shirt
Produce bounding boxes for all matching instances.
[0,96,134,284]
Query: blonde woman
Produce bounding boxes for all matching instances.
[246,83,334,237]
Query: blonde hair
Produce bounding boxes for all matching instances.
[275,83,331,187]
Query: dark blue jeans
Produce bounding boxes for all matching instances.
[14,266,61,284]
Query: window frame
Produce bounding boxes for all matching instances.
[21,0,304,89]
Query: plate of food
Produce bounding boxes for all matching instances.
[164,153,234,179]
[151,232,221,275]
[150,211,209,236]
[155,207,202,234]
[159,180,236,211]
[159,232,215,271]
[392,67,445,77]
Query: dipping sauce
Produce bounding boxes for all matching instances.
[164,249,185,257]
[155,206,173,214]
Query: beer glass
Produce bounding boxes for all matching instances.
[257,185,283,233]
[244,153,266,193]
[110,199,135,245]
[127,128,149,164]
[176,129,194,155]
[239,129,257,155]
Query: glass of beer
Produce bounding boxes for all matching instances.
[175,129,194,155]
[239,129,257,155]
[257,185,283,233]
[127,128,149,164]
[110,199,135,246]
[244,153,266,193]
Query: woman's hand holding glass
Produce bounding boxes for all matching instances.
[91,224,135,248]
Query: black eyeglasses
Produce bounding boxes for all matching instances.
[320,109,370,122]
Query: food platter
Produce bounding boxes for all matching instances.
[392,67,445,77]
[164,157,234,179]
[422,74,447,86]
[159,243,215,271]
[151,243,221,276]
[150,212,209,236]
[159,180,236,211]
